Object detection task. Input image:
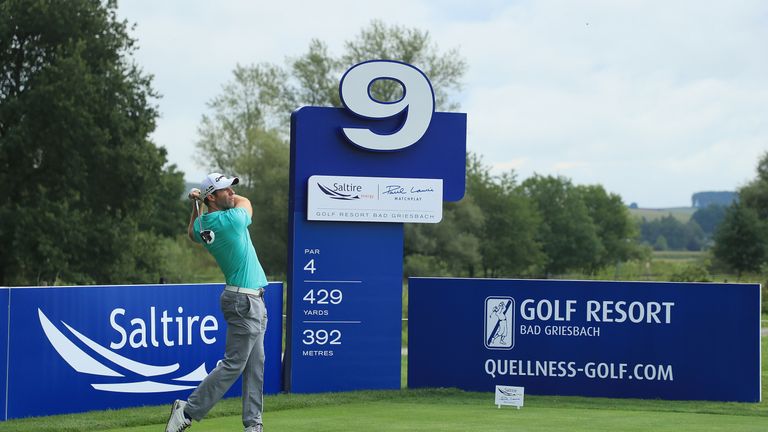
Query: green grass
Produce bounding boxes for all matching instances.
[108,396,768,432]
[652,250,706,262]
[581,253,765,286]
[628,207,697,223]
[4,387,763,432]
[2,334,766,431]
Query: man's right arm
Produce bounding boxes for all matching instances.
[187,189,202,242]
[187,206,199,242]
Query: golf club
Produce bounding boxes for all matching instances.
[194,198,215,245]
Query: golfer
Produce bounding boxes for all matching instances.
[490,301,508,345]
[166,173,269,432]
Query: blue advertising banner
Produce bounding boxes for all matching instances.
[1,287,8,420]
[408,278,761,402]
[4,282,282,419]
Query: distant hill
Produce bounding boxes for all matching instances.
[625,191,736,222]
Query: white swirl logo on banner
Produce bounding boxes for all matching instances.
[38,308,209,393]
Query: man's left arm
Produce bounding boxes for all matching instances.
[187,188,202,242]
[233,194,253,218]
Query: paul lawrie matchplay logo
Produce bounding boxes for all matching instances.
[38,308,211,393]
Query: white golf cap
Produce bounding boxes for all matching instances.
[201,173,240,197]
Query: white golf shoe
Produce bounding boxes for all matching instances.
[244,424,263,432]
[165,399,191,432]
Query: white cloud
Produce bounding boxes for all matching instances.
[491,158,529,174]
[118,0,768,207]
[551,161,588,172]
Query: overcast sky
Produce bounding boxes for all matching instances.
[117,0,767,208]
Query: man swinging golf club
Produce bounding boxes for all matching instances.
[166,173,269,432]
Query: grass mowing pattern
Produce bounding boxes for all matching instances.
[2,384,766,431]
[108,396,768,432]
[1,331,765,431]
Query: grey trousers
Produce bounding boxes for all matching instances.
[185,290,267,427]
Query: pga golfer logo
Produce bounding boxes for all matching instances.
[484,297,514,350]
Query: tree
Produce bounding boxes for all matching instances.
[196,21,467,276]
[0,0,184,285]
[405,154,546,278]
[522,175,601,275]
[711,151,768,276]
[639,215,705,251]
[691,204,727,239]
[340,21,466,111]
[712,203,768,276]
[739,152,768,219]
[404,197,484,277]
[577,184,639,272]
[466,154,543,277]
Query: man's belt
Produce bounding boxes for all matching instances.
[224,285,265,297]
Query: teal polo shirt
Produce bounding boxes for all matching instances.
[193,207,268,289]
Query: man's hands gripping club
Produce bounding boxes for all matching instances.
[188,188,215,245]
[188,188,202,201]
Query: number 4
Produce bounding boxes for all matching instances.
[304,259,316,274]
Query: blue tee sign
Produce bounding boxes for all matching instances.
[284,60,467,392]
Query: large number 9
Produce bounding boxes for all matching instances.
[339,60,435,151]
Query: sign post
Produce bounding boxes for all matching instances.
[1,287,8,420]
[284,60,467,392]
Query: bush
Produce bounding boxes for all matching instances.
[404,254,449,277]
[669,264,712,282]
[763,282,768,314]
[155,235,221,283]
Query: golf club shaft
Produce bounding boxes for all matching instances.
[194,199,204,232]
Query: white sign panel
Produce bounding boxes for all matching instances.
[308,175,443,223]
[495,385,524,409]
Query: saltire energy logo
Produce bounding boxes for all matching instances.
[485,297,514,350]
[497,386,517,397]
[316,183,361,200]
[38,308,213,393]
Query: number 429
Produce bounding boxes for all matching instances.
[303,289,343,305]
